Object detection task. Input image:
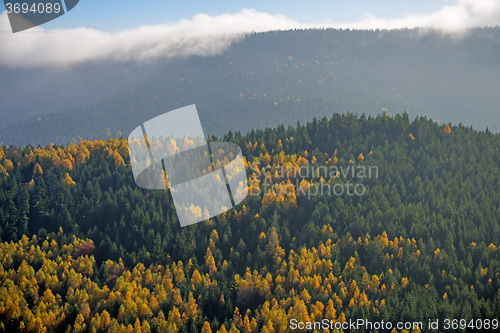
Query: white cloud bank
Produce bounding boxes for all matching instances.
[0,9,314,68]
[1,0,499,68]
[342,0,500,31]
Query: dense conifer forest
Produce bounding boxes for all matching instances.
[0,113,499,332]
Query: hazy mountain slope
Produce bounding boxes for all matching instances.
[1,27,499,145]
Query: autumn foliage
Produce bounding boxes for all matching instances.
[1,114,499,332]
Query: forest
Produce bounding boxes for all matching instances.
[0,112,499,332]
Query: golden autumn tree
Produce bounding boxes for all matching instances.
[205,248,218,275]
[241,314,252,333]
[33,162,44,176]
[325,299,336,320]
[217,324,229,333]
[228,323,241,333]
[112,150,125,167]
[60,158,73,171]
[183,291,199,321]
[172,289,183,307]
[287,298,311,326]
[168,306,182,330]
[191,269,203,289]
[62,173,76,187]
[357,153,364,164]
[2,159,14,173]
[201,321,213,333]
[401,277,409,289]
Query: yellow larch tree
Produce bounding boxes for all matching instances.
[205,248,218,275]
[62,173,76,187]
[201,321,213,333]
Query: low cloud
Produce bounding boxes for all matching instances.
[1,0,499,68]
[342,0,500,32]
[0,9,311,68]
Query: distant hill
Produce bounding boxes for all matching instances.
[1,27,500,145]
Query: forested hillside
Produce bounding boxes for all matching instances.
[2,27,500,146]
[0,113,499,332]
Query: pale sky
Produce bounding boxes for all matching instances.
[1,0,500,67]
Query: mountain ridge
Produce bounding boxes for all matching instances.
[1,27,499,145]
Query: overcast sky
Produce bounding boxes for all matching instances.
[1,0,500,67]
